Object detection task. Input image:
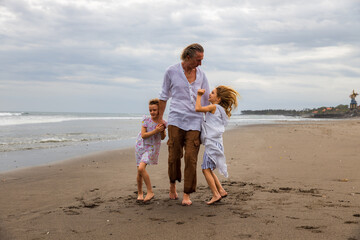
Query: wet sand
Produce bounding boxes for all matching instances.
[1,120,360,239]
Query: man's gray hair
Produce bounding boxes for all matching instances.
[181,43,204,60]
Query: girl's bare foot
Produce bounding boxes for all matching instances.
[137,193,144,201]
[144,192,154,202]
[206,195,221,205]
[220,190,228,198]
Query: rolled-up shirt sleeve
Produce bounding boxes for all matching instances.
[159,71,171,101]
[201,74,210,107]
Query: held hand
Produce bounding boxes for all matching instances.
[197,89,205,96]
[160,119,166,126]
[155,124,165,133]
[157,115,166,126]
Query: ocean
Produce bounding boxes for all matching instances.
[0,111,326,173]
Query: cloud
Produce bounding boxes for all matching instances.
[110,77,142,84]
[0,0,359,112]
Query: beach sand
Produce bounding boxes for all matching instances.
[1,120,360,240]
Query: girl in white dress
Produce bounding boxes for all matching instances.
[195,86,239,205]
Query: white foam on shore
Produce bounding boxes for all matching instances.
[0,112,23,117]
[0,113,142,126]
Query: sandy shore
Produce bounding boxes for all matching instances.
[1,120,360,240]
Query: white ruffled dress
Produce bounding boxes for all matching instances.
[200,104,229,177]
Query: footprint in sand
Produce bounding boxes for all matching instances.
[62,206,81,215]
[232,210,250,218]
[63,209,81,215]
[77,196,103,208]
[296,226,323,233]
[149,217,167,223]
[235,234,252,239]
[344,221,359,224]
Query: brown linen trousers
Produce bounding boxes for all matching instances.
[167,125,201,194]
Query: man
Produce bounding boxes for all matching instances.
[158,43,210,205]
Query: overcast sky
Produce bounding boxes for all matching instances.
[1,0,359,114]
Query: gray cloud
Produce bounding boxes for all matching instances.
[1,0,359,113]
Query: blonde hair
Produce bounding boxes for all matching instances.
[149,98,159,106]
[215,86,240,118]
[181,43,204,61]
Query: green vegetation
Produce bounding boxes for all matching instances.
[241,104,359,118]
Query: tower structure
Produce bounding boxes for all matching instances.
[349,90,358,109]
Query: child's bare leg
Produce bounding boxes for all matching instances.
[136,167,144,201]
[138,162,154,202]
[202,169,221,205]
[211,171,227,197]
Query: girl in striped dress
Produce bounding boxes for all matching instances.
[195,86,239,205]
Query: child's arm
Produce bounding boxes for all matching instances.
[195,89,216,113]
[141,124,165,139]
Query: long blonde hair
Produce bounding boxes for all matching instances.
[216,85,240,118]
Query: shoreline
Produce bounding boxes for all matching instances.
[0,118,341,174]
[1,120,360,239]
[0,114,342,174]
[0,138,136,174]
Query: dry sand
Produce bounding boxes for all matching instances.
[1,120,360,240]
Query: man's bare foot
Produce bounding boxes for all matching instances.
[169,192,178,200]
[169,183,178,200]
[144,192,154,202]
[137,193,144,201]
[182,193,192,206]
[206,195,221,205]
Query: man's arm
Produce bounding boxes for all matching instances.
[160,128,166,140]
[201,74,211,106]
[159,69,171,124]
[158,100,167,123]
